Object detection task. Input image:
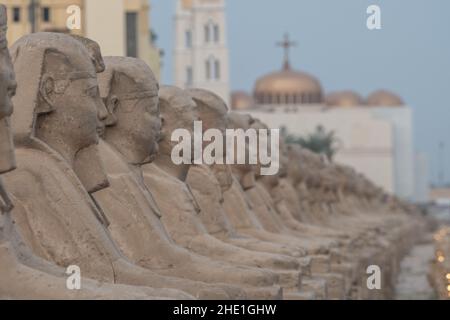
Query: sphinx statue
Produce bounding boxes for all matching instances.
[93,55,281,299]
[0,13,183,299]
[183,89,335,295]
[2,32,196,299]
[300,156,419,299]
[233,115,352,298]
[193,112,334,298]
[141,85,330,298]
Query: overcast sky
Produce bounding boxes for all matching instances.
[150,0,450,185]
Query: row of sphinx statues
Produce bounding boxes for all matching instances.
[0,5,426,299]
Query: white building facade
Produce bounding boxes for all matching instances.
[174,0,230,105]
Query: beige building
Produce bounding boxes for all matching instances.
[2,0,161,79]
[173,0,230,105]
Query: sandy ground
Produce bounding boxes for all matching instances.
[394,237,436,300]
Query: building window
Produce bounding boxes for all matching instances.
[186,67,193,86]
[126,12,138,57]
[214,60,220,80]
[185,30,192,48]
[205,20,218,44]
[204,25,210,43]
[42,7,50,22]
[12,7,20,22]
[205,60,211,80]
[213,25,219,42]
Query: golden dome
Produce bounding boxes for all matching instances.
[253,65,323,105]
[326,91,364,107]
[366,90,404,107]
[231,91,254,110]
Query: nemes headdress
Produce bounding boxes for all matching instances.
[98,56,158,104]
[9,32,96,146]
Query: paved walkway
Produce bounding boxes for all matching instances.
[395,238,436,300]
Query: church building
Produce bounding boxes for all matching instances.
[232,35,426,202]
[173,0,230,105]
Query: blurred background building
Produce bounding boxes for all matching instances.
[231,35,429,203]
[173,0,230,105]
[2,0,162,79]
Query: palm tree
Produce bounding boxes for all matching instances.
[286,125,340,161]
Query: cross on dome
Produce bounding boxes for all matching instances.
[276,33,297,70]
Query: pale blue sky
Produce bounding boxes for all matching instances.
[150,0,450,185]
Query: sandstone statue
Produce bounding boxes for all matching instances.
[93,55,270,300]
[3,32,193,299]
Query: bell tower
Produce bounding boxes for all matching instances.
[174,0,230,105]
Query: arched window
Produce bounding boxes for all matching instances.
[204,19,216,43]
[204,24,210,43]
[213,24,220,42]
[205,60,211,80]
[185,30,192,48]
[206,56,219,81]
[214,59,220,80]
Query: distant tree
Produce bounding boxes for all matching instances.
[286,125,340,161]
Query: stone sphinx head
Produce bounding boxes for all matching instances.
[225,112,258,189]
[10,32,109,193]
[187,88,233,190]
[98,56,160,165]
[0,5,17,175]
[187,89,228,132]
[158,85,199,162]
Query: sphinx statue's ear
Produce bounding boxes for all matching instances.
[104,95,118,126]
[37,74,56,114]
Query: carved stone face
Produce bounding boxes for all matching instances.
[100,57,161,164]
[0,5,15,212]
[122,95,160,160]
[0,5,16,174]
[0,46,15,120]
[35,50,109,193]
[0,7,15,120]
[35,61,105,152]
[10,33,110,193]
[159,86,199,161]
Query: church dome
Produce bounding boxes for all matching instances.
[326,91,364,107]
[253,34,323,106]
[231,91,254,110]
[366,90,404,107]
[253,66,323,105]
